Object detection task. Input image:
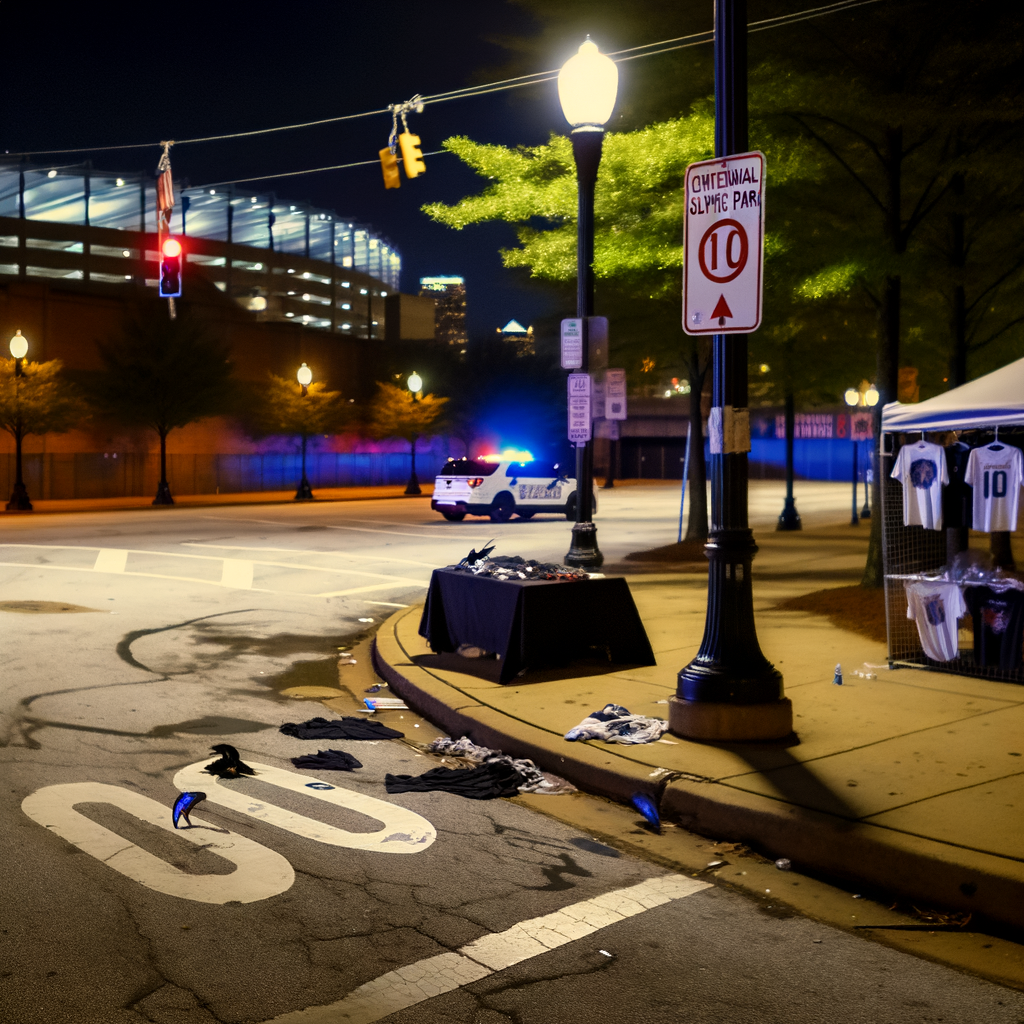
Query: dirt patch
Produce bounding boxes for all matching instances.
[625,540,707,564]
[776,585,887,644]
[0,600,102,614]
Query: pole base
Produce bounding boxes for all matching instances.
[152,482,174,506]
[860,505,871,519]
[5,481,33,512]
[776,498,801,531]
[564,521,603,569]
[295,475,314,501]
[404,475,422,496]
[669,696,793,742]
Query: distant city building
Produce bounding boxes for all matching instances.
[419,275,467,347]
[498,318,535,357]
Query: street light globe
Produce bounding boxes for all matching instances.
[297,363,312,387]
[557,38,619,129]
[844,388,860,408]
[9,330,28,360]
[864,385,880,406]
[407,372,423,394]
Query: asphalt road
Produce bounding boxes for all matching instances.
[2,485,1022,1024]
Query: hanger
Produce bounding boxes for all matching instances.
[990,425,1004,451]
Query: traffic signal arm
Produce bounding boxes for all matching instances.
[399,132,426,178]
[380,147,401,189]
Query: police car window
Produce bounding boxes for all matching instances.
[440,459,499,477]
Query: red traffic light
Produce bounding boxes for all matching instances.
[162,237,182,258]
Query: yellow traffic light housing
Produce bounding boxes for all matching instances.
[399,132,426,178]
[380,147,401,189]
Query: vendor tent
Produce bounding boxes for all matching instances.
[882,356,1024,432]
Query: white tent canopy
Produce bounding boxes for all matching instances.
[882,356,1024,432]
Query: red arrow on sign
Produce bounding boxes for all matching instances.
[711,294,733,322]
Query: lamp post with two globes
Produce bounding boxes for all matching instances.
[843,381,879,526]
[557,38,618,569]
[6,330,32,511]
[295,362,314,500]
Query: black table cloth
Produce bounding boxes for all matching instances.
[419,569,656,683]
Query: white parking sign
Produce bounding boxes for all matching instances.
[683,151,765,335]
[567,373,592,443]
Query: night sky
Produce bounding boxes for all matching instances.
[0,1,644,338]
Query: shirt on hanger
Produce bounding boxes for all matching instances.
[905,580,967,662]
[942,442,973,530]
[964,585,1024,671]
[891,440,947,530]
[964,444,1023,532]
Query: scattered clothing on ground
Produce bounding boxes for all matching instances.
[427,735,576,795]
[290,749,363,771]
[385,761,525,800]
[564,703,668,745]
[280,716,405,740]
[203,743,256,778]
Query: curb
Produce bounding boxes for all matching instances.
[372,605,1024,932]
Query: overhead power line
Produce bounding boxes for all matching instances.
[5,0,888,161]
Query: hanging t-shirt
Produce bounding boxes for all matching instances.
[964,444,1024,532]
[943,442,973,530]
[905,580,967,662]
[963,585,1024,670]
[892,440,947,530]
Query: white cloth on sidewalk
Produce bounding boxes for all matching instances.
[564,703,668,745]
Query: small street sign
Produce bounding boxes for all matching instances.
[567,373,592,443]
[605,368,627,420]
[683,151,765,335]
[561,319,583,369]
[850,412,874,442]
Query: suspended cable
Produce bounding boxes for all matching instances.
[5,0,890,159]
[196,151,450,188]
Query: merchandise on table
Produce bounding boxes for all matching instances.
[448,553,590,582]
[280,716,405,740]
[964,443,1024,532]
[290,749,363,771]
[963,585,1024,670]
[904,580,968,662]
[564,703,668,745]
[891,439,947,530]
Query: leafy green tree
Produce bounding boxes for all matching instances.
[366,381,448,495]
[0,356,86,510]
[91,303,234,505]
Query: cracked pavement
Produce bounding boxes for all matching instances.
[3,496,1024,1023]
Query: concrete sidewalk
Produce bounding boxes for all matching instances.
[371,526,1024,932]
[4,485,422,515]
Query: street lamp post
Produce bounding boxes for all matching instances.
[861,383,878,519]
[295,362,314,501]
[405,371,422,496]
[6,330,32,512]
[558,37,617,570]
[671,0,792,743]
[844,388,860,526]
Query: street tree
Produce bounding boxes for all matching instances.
[366,381,448,496]
[0,356,86,510]
[91,303,234,505]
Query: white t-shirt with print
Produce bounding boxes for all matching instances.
[891,440,947,530]
[906,580,967,662]
[964,444,1024,532]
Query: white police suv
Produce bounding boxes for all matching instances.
[431,456,594,522]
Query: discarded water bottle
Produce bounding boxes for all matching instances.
[832,663,843,686]
[775,857,792,871]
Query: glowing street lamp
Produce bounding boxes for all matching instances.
[6,330,33,511]
[558,38,618,569]
[405,372,423,496]
[295,363,314,501]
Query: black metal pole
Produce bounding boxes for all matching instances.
[672,0,788,738]
[860,441,871,518]
[6,360,32,510]
[564,129,604,569]
[777,390,801,530]
[850,440,859,526]
[295,432,314,500]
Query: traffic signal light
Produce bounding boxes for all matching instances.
[159,237,182,298]
[399,132,426,178]
[379,147,401,189]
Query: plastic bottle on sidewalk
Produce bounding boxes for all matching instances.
[832,663,843,686]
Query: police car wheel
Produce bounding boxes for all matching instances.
[517,511,535,520]
[441,510,465,521]
[489,493,515,522]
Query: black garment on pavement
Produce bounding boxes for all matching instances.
[964,586,1024,670]
[384,761,525,800]
[280,716,405,740]
[203,744,256,779]
[943,442,973,530]
[290,749,363,771]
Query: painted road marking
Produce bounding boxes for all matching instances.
[220,558,254,589]
[201,513,497,542]
[181,542,440,570]
[173,761,436,853]
[93,548,128,573]
[21,782,294,904]
[262,874,711,1024]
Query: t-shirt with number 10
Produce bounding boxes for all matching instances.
[964,444,1023,532]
